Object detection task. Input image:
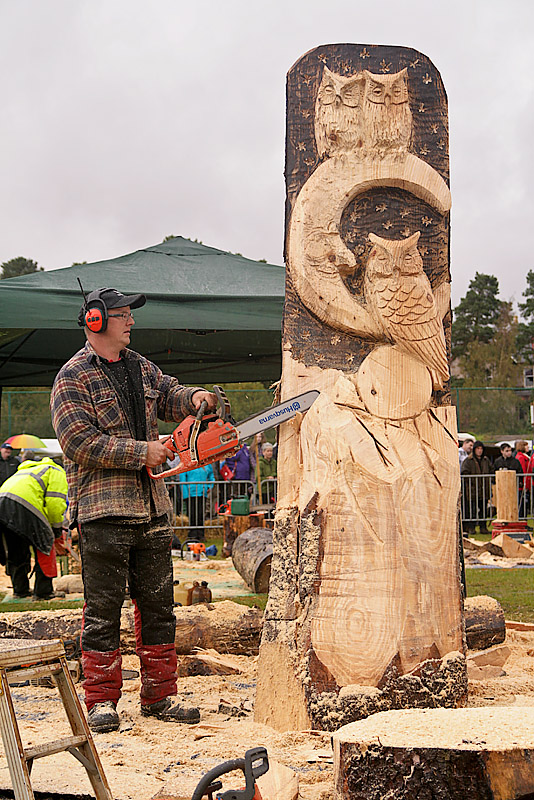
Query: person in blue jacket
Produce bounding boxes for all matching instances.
[178,464,214,541]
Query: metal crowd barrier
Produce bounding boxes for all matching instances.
[165,478,277,538]
[460,471,534,530]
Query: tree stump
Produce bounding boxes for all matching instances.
[255,43,466,732]
[222,514,255,556]
[333,707,534,800]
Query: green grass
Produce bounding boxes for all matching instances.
[466,568,534,622]
[225,594,268,611]
[0,593,84,613]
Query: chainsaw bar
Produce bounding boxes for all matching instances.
[235,390,319,441]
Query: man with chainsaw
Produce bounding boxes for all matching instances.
[51,287,217,733]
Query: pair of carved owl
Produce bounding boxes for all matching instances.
[311,67,448,387]
[315,67,412,158]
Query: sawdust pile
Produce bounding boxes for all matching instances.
[0,629,532,800]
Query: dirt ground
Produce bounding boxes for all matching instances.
[0,564,533,800]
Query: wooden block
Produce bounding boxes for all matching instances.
[467,644,511,669]
[176,648,242,676]
[333,707,534,800]
[495,470,519,522]
[462,537,486,552]
[505,620,534,631]
[467,663,505,680]
[464,595,506,650]
[489,532,534,560]
[256,761,299,800]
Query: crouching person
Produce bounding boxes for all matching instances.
[51,287,217,733]
[0,456,67,600]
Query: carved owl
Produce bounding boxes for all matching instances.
[362,69,412,155]
[363,231,449,388]
[315,66,364,157]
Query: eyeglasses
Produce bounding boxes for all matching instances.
[108,312,134,321]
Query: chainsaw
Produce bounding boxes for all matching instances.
[147,385,319,480]
[191,746,269,800]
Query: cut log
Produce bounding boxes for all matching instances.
[495,469,519,522]
[466,663,505,680]
[0,600,264,656]
[464,595,506,650]
[505,620,534,631]
[256,761,299,800]
[466,644,511,669]
[256,43,465,732]
[173,601,263,655]
[487,532,533,560]
[333,707,534,800]
[54,574,84,594]
[231,527,273,593]
[222,514,255,557]
[176,648,243,676]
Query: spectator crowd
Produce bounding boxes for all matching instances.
[460,437,532,534]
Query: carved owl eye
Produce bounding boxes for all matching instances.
[391,80,408,103]
[370,82,384,100]
[402,249,422,274]
[340,80,361,107]
[318,82,337,105]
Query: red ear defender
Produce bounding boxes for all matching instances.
[84,298,108,333]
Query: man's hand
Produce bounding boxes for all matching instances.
[146,439,172,468]
[192,390,218,411]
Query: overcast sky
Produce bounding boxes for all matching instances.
[1,0,532,308]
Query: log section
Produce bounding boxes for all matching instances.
[495,470,519,522]
[0,601,263,656]
[333,707,534,800]
[464,595,506,651]
[256,43,465,732]
[232,528,273,593]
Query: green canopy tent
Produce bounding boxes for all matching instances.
[0,237,285,387]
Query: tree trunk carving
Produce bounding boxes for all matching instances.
[255,44,466,732]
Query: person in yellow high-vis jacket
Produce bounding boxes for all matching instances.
[0,457,68,599]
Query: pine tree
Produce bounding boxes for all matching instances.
[516,269,534,364]
[451,272,502,360]
[0,257,44,280]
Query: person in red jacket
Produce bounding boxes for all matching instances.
[515,440,531,518]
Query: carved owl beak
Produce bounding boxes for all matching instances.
[384,93,391,107]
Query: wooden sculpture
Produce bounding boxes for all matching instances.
[255,44,466,732]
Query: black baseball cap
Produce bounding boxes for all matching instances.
[1,443,13,449]
[78,287,146,326]
[86,287,146,310]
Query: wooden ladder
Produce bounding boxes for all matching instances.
[0,638,112,800]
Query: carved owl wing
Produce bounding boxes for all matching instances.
[369,274,449,388]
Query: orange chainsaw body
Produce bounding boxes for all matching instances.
[148,412,240,479]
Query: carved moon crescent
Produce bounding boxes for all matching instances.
[287,154,451,338]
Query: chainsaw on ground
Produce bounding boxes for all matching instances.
[147,385,319,480]
[191,746,269,800]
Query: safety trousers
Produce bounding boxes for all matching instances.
[79,515,177,711]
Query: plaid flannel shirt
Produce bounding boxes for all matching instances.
[50,341,202,525]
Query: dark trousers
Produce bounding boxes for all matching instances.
[79,514,177,710]
[1,525,53,598]
[185,496,205,541]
